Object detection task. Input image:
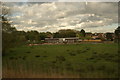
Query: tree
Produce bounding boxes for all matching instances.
[80,29,86,38]
[53,32,60,38]
[39,32,47,40]
[105,33,114,41]
[2,4,27,55]
[2,16,27,55]
[12,31,27,45]
[26,30,40,43]
[53,29,76,38]
[2,16,18,55]
[2,16,16,33]
[114,27,120,43]
[2,2,11,16]
[46,32,53,38]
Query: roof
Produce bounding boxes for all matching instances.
[45,37,79,40]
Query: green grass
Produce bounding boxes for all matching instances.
[3,43,119,78]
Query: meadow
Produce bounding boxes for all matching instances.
[2,43,119,78]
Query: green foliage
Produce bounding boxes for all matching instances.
[3,43,118,78]
[2,16,27,55]
[2,16,16,33]
[114,27,120,43]
[26,30,40,42]
[39,32,47,40]
[80,29,86,37]
[115,27,120,37]
[53,29,76,38]
[105,33,114,41]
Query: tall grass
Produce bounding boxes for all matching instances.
[2,43,119,78]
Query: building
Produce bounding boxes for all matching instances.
[63,37,79,43]
[45,38,59,43]
[45,37,79,43]
[45,32,115,44]
[92,33,105,40]
[85,32,92,37]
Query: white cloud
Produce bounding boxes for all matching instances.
[5,2,118,32]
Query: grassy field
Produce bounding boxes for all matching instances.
[3,43,119,78]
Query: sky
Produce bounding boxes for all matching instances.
[3,2,118,33]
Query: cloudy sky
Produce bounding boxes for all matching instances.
[3,2,118,33]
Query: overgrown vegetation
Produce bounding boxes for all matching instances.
[3,43,118,78]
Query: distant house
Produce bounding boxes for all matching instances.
[92,33,99,39]
[92,33,104,40]
[45,38,59,43]
[45,37,79,43]
[85,32,92,37]
[63,37,79,43]
[45,32,115,44]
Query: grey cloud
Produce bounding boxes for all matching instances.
[4,2,118,32]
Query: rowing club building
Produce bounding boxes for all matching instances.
[45,37,80,43]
